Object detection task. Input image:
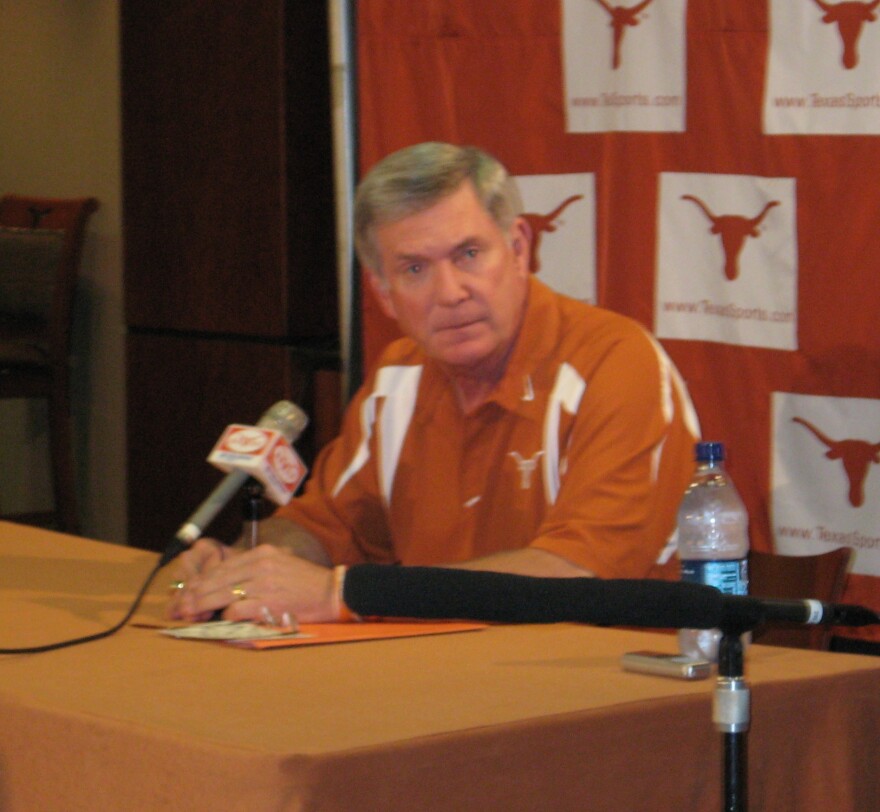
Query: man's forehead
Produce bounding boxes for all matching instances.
[384,181,476,219]
[376,184,498,247]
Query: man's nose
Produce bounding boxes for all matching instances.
[433,262,468,304]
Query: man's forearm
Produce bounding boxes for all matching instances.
[237,516,333,567]
[244,520,591,578]
[446,547,593,578]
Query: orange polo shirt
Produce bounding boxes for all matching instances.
[276,278,699,579]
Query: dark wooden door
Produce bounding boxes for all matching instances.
[121,0,340,550]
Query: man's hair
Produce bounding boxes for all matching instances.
[354,142,524,271]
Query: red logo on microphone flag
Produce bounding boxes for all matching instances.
[269,435,307,494]
[217,425,273,455]
[207,425,308,505]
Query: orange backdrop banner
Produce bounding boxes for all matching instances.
[356,0,880,643]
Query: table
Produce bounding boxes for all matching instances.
[1,521,878,811]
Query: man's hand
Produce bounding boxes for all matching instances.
[166,538,232,622]
[169,543,338,624]
[166,518,336,623]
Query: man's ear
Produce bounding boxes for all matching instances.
[510,216,532,276]
[366,268,397,320]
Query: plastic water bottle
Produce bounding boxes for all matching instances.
[677,441,749,662]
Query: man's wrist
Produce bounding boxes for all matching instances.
[259,517,333,566]
[332,565,361,622]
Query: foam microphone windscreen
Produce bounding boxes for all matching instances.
[343,565,726,629]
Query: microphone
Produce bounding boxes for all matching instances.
[344,566,725,628]
[721,595,878,629]
[342,565,879,631]
[160,401,308,566]
[205,410,308,508]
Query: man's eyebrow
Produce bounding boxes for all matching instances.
[391,251,427,265]
[453,235,486,252]
[391,236,484,263]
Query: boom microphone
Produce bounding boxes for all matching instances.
[160,401,309,566]
[722,595,878,629]
[342,565,879,631]
[343,566,725,628]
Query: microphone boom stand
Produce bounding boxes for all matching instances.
[715,623,751,812]
[241,480,265,548]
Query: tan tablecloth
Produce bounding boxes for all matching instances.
[1,521,878,811]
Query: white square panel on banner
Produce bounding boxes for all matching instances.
[562,0,686,133]
[515,173,597,304]
[772,392,880,577]
[765,0,880,134]
[655,172,798,350]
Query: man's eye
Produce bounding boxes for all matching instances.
[460,247,479,261]
[402,264,422,276]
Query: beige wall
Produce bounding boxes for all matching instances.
[0,0,126,542]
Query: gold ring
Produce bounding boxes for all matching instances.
[231,584,248,601]
[168,580,186,592]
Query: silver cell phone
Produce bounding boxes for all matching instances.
[620,650,712,680]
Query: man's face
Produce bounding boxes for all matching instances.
[368,181,531,379]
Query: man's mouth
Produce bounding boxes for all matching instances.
[436,316,482,333]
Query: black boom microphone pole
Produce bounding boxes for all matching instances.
[341,564,878,631]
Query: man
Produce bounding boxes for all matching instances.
[169,142,699,624]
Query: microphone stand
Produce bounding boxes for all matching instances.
[715,623,751,812]
[241,480,265,548]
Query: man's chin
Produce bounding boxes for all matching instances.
[429,340,497,373]
[429,337,480,361]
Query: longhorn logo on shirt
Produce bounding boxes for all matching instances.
[591,0,656,69]
[810,0,880,70]
[793,416,880,507]
[680,194,780,280]
[522,195,585,274]
[509,451,545,489]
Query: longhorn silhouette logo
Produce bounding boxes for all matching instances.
[681,195,780,280]
[591,0,656,70]
[521,195,584,274]
[792,416,880,507]
[509,450,545,489]
[810,0,880,70]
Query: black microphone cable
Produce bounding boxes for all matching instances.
[0,554,166,655]
[1,401,308,655]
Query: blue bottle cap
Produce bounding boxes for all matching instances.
[695,441,725,463]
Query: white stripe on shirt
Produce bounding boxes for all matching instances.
[542,362,587,505]
[332,365,422,505]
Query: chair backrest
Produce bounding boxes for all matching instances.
[0,227,65,323]
[749,547,853,650]
[0,195,99,365]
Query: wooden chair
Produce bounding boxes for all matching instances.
[0,194,99,533]
[749,547,853,651]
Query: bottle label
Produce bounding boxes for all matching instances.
[680,559,748,596]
